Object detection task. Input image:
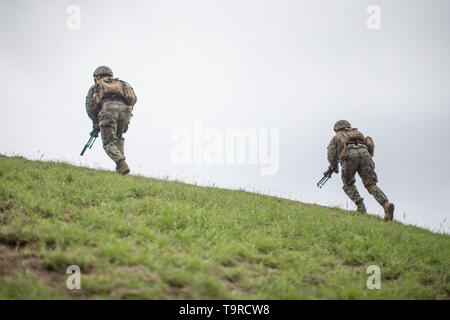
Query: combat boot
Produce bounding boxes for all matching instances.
[383,202,395,221]
[356,202,366,213]
[117,160,130,175]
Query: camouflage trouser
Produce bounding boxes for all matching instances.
[98,101,132,164]
[341,147,389,206]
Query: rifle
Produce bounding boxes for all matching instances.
[80,128,99,156]
[317,168,333,188]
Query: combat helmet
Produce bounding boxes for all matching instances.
[334,120,351,131]
[93,66,113,78]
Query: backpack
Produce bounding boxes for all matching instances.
[336,128,367,160]
[93,77,137,107]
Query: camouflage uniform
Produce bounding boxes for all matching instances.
[98,101,132,163]
[85,66,134,173]
[327,122,393,220]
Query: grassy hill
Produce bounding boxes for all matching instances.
[0,155,448,299]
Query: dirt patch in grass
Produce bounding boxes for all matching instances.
[0,244,86,299]
[0,244,40,278]
[0,200,14,212]
[0,227,32,247]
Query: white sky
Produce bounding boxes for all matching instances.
[1,0,449,233]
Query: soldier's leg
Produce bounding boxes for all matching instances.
[116,105,132,159]
[99,105,124,164]
[113,105,132,175]
[341,157,365,212]
[358,154,388,206]
[358,152,394,220]
[117,136,124,156]
[111,134,124,173]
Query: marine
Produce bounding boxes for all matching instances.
[85,66,137,175]
[326,120,395,221]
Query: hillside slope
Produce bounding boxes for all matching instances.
[0,155,448,299]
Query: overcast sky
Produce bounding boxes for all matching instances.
[1,0,449,233]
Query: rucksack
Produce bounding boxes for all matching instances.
[93,77,137,107]
[336,128,367,160]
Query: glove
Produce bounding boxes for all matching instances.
[324,166,338,176]
[91,124,100,137]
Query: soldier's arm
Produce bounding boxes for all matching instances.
[365,136,375,157]
[120,80,137,107]
[327,136,339,173]
[85,85,99,128]
[357,129,375,157]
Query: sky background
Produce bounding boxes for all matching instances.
[1,0,449,233]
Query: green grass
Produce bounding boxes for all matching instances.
[0,154,448,299]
